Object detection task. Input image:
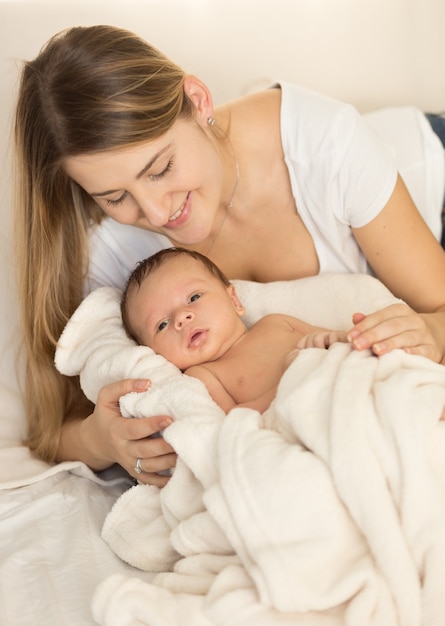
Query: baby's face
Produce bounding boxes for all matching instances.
[126,255,246,370]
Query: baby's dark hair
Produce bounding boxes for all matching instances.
[121,247,231,342]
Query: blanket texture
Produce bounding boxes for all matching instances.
[55,274,445,626]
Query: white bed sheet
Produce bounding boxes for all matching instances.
[0,465,155,626]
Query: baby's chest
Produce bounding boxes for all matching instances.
[221,331,297,399]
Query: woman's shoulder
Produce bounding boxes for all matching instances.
[227,82,361,146]
[225,82,355,143]
[278,82,356,122]
[278,82,360,153]
[225,85,281,126]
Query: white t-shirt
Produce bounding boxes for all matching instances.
[279,82,444,275]
[86,222,169,294]
[86,83,444,292]
[364,105,444,239]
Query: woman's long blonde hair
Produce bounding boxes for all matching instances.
[14,25,193,461]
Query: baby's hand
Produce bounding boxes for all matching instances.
[296,330,349,350]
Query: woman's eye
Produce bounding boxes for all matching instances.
[150,159,174,181]
[157,320,168,332]
[190,293,201,303]
[105,192,127,207]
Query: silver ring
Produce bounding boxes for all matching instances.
[134,458,143,474]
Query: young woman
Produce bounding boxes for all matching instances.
[14,25,445,486]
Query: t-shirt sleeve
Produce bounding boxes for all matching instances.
[279,82,398,231]
[279,82,400,274]
[363,106,444,241]
[335,107,398,229]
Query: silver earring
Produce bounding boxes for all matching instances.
[207,116,216,126]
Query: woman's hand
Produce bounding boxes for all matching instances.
[79,379,177,487]
[347,303,444,363]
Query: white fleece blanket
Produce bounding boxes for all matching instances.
[55,274,445,626]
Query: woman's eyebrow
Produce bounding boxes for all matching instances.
[91,188,123,198]
[90,144,171,197]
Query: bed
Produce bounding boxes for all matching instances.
[1,1,445,624]
[55,279,445,626]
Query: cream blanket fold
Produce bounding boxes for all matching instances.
[55,274,445,626]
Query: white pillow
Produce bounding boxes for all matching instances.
[55,273,401,405]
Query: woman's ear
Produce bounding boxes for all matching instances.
[183,75,214,123]
[227,284,245,317]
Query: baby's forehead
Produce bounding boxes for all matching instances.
[146,254,213,282]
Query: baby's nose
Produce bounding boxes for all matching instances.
[175,311,193,329]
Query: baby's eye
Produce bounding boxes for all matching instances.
[189,293,202,303]
[157,320,168,332]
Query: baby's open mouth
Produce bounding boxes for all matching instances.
[189,329,207,347]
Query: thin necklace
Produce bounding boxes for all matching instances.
[206,116,240,255]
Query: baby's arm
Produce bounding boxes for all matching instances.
[296,329,349,350]
[281,314,349,349]
[185,365,276,414]
[284,328,349,370]
[282,315,348,350]
[185,365,237,413]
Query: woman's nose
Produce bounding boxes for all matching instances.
[138,202,170,227]
[134,191,170,227]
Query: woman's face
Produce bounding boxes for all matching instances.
[64,118,223,246]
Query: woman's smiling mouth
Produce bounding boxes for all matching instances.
[167,192,191,228]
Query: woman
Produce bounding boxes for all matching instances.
[14,25,445,486]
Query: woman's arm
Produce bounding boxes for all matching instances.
[57,379,176,487]
[351,174,445,362]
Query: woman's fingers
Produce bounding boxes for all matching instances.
[117,417,177,482]
[348,304,414,351]
[113,411,173,441]
[134,466,174,488]
[97,378,151,410]
[93,378,177,485]
[130,452,177,486]
[347,304,441,361]
[128,429,177,485]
